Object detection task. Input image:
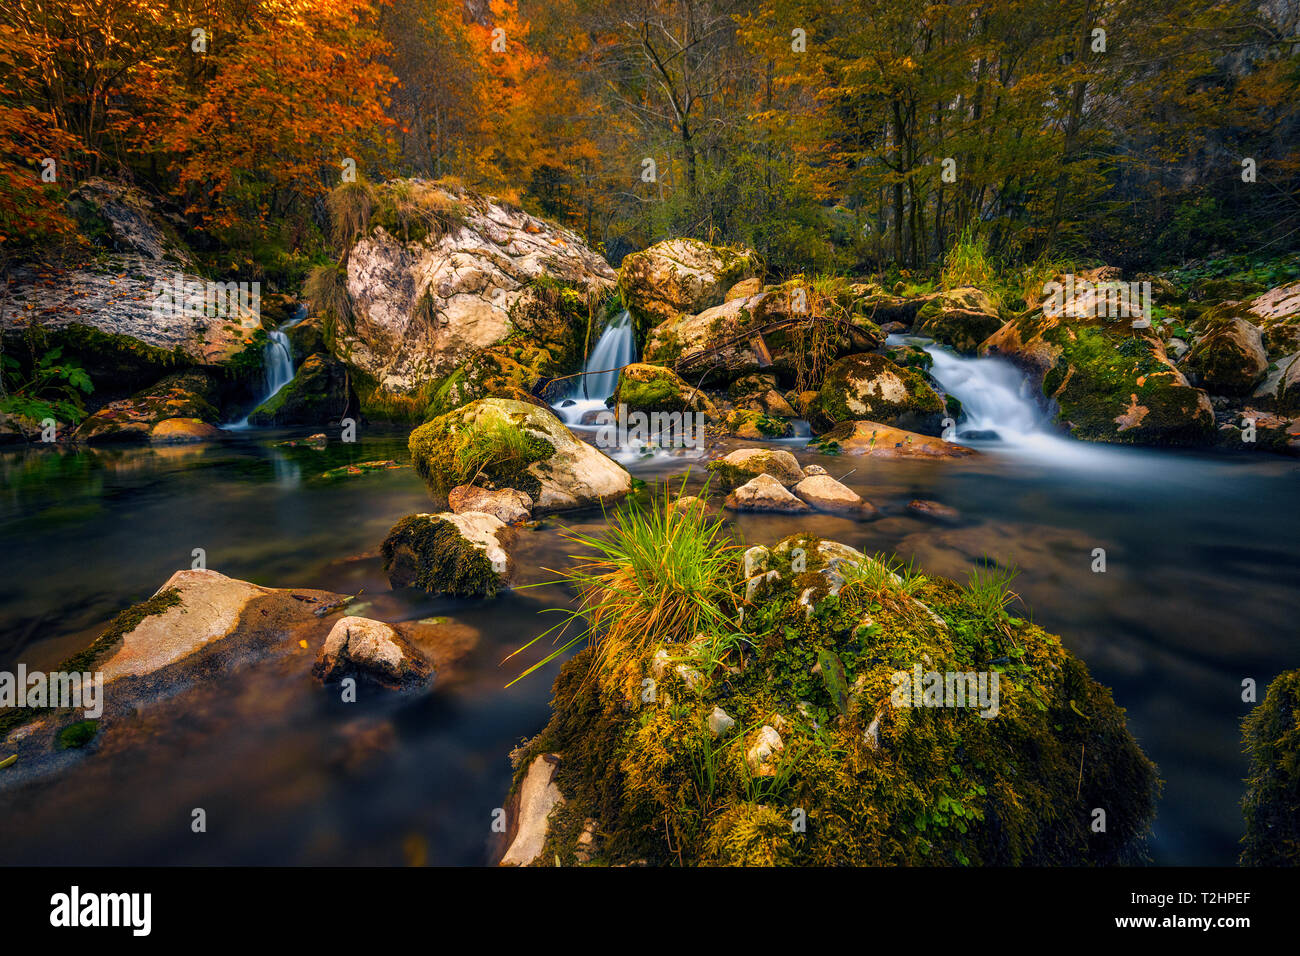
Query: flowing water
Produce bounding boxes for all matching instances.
[227,307,306,428]
[0,343,1297,866]
[552,309,636,427]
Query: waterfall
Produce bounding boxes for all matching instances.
[923,345,1048,442]
[228,306,307,428]
[553,310,636,425]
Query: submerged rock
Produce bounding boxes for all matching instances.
[707,447,804,488]
[808,420,978,459]
[382,512,515,597]
[409,398,632,514]
[313,616,434,689]
[725,474,811,514]
[907,499,961,522]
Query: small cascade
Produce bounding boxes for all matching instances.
[924,345,1047,442]
[553,310,636,426]
[229,306,307,428]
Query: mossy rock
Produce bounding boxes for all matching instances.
[73,370,222,443]
[1182,317,1268,396]
[516,532,1158,866]
[617,238,760,344]
[247,354,357,426]
[381,513,512,598]
[914,287,1004,354]
[613,363,711,415]
[409,397,632,514]
[817,353,944,433]
[983,312,1215,446]
[706,447,804,488]
[1240,668,1300,865]
[720,409,793,440]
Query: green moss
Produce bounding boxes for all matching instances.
[818,353,943,427]
[517,530,1159,866]
[1240,669,1300,865]
[721,409,791,438]
[381,515,501,597]
[56,719,99,750]
[0,588,181,739]
[409,402,555,499]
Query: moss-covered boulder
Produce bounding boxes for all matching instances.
[1240,668,1300,865]
[1183,316,1268,396]
[612,363,714,415]
[720,409,793,440]
[617,238,759,342]
[510,523,1158,866]
[72,370,221,443]
[312,615,435,688]
[914,287,1003,354]
[247,354,357,426]
[408,397,632,514]
[728,372,798,418]
[981,311,1215,445]
[707,447,804,488]
[643,283,884,387]
[423,345,551,420]
[817,353,945,433]
[382,512,514,597]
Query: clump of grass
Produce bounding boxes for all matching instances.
[962,562,1022,627]
[304,264,354,342]
[371,181,464,244]
[451,418,548,489]
[326,180,375,249]
[941,225,999,297]
[505,485,741,687]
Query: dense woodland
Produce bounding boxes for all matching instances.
[1,0,1298,281]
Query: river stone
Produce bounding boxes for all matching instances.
[410,398,632,514]
[708,447,804,487]
[745,725,785,776]
[73,370,221,444]
[817,352,945,432]
[247,353,357,426]
[448,485,533,524]
[725,473,812,513]
[150,417,222,443]
[908,499,961,522]
[914,286,1003,354]
[793,474,874,517]
[313,616,434,689]
[382,511,515,597]
[500,754,565,866]
[708,706,737,736]
[809,420,978,459]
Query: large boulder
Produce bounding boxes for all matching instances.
[247,353,358,426]
[724,474,812,513]
[816,353,945,433]
[808,420,978,459]
[382,511,515,597]
[914,287,1003,354]
[981,311,1215,445]
[642,283,884,386]
[72,370,221,443]
[617,238,759,341]
[408,398,632,514]
[336,180,615,392]
[1182,317,1269,395]
[509,531,1158,865]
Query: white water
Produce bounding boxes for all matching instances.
[893,332,1157,472]
[553,310,636,427]
[228,307,306,429]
